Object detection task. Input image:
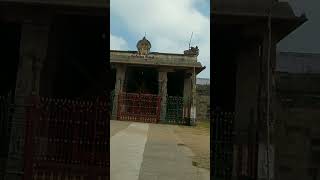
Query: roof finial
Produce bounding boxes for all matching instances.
[144,32,146,38]
[137,36,151,55]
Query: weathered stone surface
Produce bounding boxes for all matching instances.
[158,71,167,122]
[196,84,210,121]
[274,69,320,180]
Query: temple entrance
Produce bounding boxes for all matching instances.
[166,70,186,124]
[167,71,184,96]
[117,67,161,123]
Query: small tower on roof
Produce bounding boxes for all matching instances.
[137,36,151,55]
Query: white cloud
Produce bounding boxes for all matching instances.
[110,33,128,50]
[111,0,210,78]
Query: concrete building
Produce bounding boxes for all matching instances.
[110,37,205,125]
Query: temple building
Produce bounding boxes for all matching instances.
[110,37,205,125]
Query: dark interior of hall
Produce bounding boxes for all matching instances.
[40,14,109,99]
[212,25,239,112]
[0,22,21,101]
[211,24,242,179]
[0,22,21,175]
[125,67,158,94]
[167,71,185,97]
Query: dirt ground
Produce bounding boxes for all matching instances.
[174,120,210,170]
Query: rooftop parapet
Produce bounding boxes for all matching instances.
[110,36,201,63]
[110,50,198,63]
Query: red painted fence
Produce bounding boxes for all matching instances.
[117,93,161,123]
[24,96,109,179]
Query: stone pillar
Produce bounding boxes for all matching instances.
[111,65,126,119]
[232,42,261,179]
[190,71,197,125]
[256,32,277,180]
[158,70,168,122]
[183,70,196,125]
[183,72,192,121]
[5,23,49,180]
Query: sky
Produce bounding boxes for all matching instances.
[278,0,320,53]
[110,0,210,78]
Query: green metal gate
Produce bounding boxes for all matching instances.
[165,96,190,125]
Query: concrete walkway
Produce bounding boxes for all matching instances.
[110,121,209,180]
[110,120,131,137]
[110,122,149,180]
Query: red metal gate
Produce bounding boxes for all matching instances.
[24,96,109,179]
[117,93,161,123]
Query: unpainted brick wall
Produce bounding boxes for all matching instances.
[196,84,210,121]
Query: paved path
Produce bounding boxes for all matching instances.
[110,120,131,137]
[110,122,149,180]
[110,120,209,180]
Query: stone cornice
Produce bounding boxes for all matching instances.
[110,57,202,68]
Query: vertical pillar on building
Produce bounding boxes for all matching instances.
[5,23,49,180]
[112,65,126,120]
[183,72,192,124]
[256,32,277,180]
[190,71,197,125]
[158,70,167,122]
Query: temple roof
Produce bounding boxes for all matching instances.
[212,1,307,42]
[110,36,205,74]
[110,50,205,74]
